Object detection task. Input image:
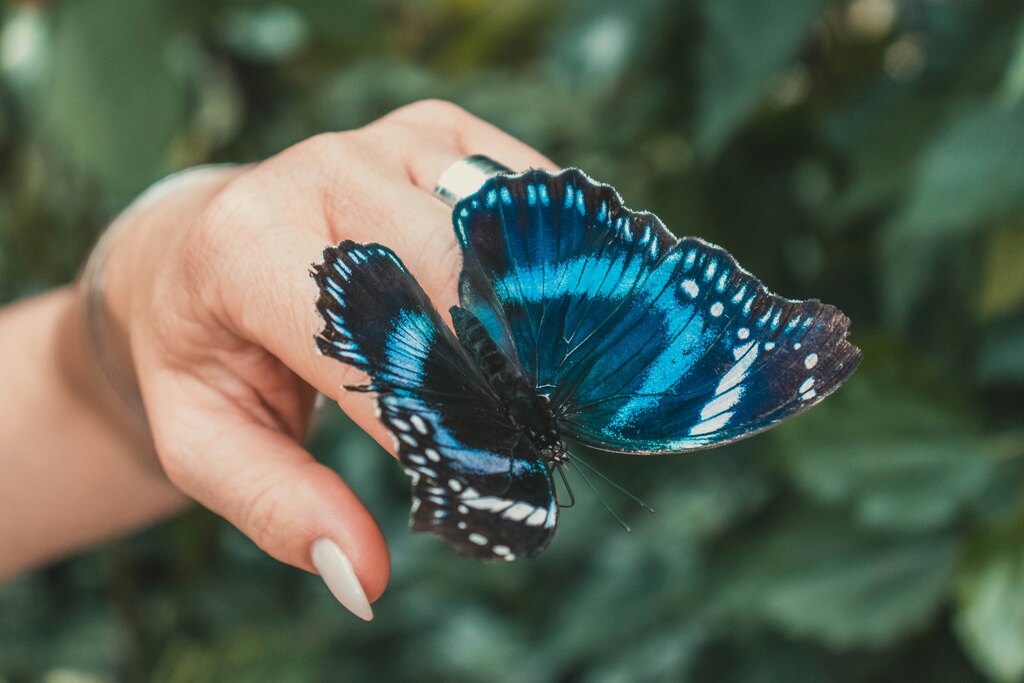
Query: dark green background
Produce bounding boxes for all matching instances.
[2,0,1023,681]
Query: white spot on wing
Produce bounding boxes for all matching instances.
[526,509,548,527]
[503,502,535,521]
[700,385,743,420]
[690,340,761,436]
[804,353,818,369]
[689,412,733,435]
[469,533,488,546]
[464,497,514,513]
[720,343,758,393]
[732,340,754,362]
[410,415,429,434]
[681,279,699,299]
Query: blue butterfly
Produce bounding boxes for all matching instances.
[312,168,861,561]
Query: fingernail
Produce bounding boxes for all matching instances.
[311,538,374,621]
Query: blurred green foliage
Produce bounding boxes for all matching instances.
[2,0,1024,680]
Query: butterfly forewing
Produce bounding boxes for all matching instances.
[453,169,862,454]
[313,242,557,559]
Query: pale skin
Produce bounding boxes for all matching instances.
[0,100,556,617]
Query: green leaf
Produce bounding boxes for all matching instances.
[998,15,1024,106]
[690,634,872,683]
[824,85,955,228]
[955,511,1024,683]
[43,0,185,204]
[711,511,956,648]
[886,102,1024,244]
[45,608,127,677]
[978,318,1024,386]
[583,625,705,683]
[694,0,825,154]
[216,5,310,63]
[550,0,676,94]
[878,235,947,326]
[780,378,997,532]
[980,227,1024,320]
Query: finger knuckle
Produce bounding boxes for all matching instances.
[282,133,371,206]
[240,476,290,552]
[183,179,252,286]
[386,98,471,127]
[290,130,356,160]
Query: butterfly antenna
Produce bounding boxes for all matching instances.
[554,463,576,509]
[565,452,655,513]
[566,457,632,532]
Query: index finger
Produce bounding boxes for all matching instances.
[363,99,559,193]
[208,101,556,442]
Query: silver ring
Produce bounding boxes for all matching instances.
[433,154,513,207]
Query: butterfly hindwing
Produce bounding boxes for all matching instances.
[377,396,557,561]
[454,169,861,454]
[313,242,557,559]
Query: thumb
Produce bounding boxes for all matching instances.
[145,373,389,620]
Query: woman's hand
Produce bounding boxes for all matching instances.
[96,101,555,618]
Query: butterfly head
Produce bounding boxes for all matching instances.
[506,390,565,464]
[541,444,569,467]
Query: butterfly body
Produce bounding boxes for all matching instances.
[451,305,566,465]
[313,168,861,560]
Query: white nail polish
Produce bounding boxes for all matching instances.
[311,538,374,621]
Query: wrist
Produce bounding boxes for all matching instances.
[75,164,246,437]
[0,290,188,579]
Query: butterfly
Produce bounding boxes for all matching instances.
[312,168,861,561]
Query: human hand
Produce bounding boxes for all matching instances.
[95,101,555,619]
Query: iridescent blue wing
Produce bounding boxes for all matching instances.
[453,169,861,454]
[313,242,557,559]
